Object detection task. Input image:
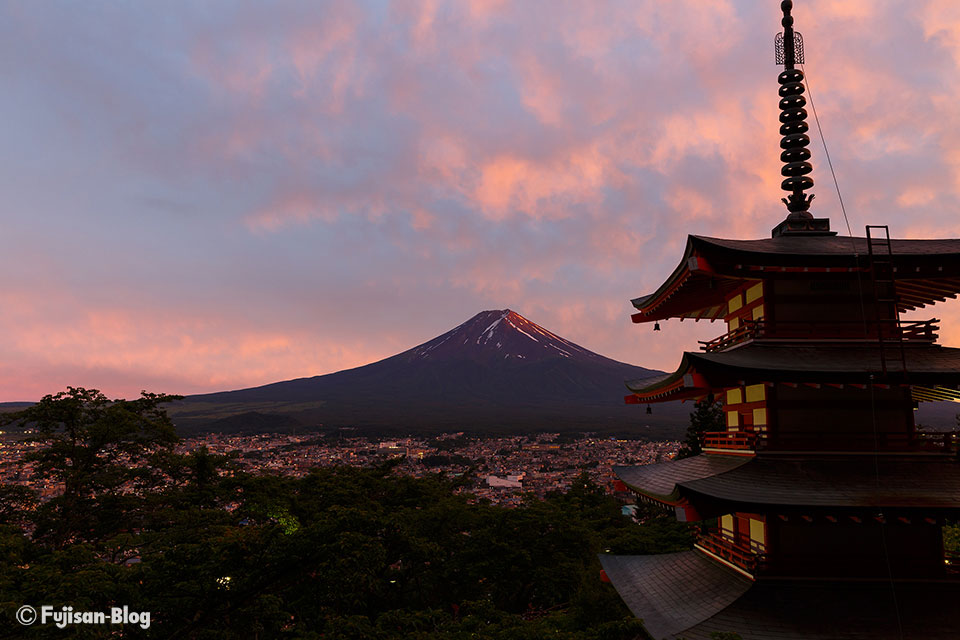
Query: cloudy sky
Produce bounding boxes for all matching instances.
[3,0,960,401]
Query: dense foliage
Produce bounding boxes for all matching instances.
[0,388,694,638]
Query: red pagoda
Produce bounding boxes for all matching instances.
[601,3,960,638]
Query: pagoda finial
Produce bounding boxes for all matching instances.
[770,1,832,237]
[776,1,813,218]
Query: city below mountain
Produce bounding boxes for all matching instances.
[169,309,692,437]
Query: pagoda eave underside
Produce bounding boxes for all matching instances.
[625,345,960,402]
[631,235,960,322]
[624,369,712,403]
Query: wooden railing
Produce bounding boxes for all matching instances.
[703,431,757,451]
[696,529,765,573]
[699,322,758,352]
[699,430,959,454]
[699,319,940,352]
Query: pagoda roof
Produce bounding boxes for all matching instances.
[691,343,960,383]
[602,551,960,639]
[624,369,713,402]
[599,551,752,639]
[626,344,960,401]
[613,455,750,503]
[696,235,960,258]
[632,234,960,322]
[616,455,960,510]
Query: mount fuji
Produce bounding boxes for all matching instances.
[170,310,691,436]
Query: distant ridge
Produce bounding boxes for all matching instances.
[170,309,692,436]
[4,310,958,433]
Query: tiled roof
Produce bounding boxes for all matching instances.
[616,455,960,510]
[694,235,960,258]
[630,234,960,322]
[623,365,712,403]
[599,551,752,639]
[682,457,960,509]
[614,455,750,502]
[602,551,960,639]
[626,345,960,401]
[691,343,960,382]
[677,580,960,640]
[625,371,675,391]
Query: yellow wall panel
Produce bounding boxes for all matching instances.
[745,282,764,303]
[745,384,765,403]
[727,411,739,428]
[721,514,734,538]
[726,388,742,404]
[752,304,764,320]
[749,518,766,546]
[729,316,740,330]
[753,408,767,426]
[728,294,743,312]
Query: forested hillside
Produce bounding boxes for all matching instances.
[0,388,694,639]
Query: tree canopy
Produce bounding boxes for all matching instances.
[0,388,695,638]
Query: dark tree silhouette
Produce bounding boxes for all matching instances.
[676,396,724,459]
[0,387,180,546]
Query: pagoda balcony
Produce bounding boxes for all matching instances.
[703,431,757,454]
[699,318,940,353]
[694,527,766,575]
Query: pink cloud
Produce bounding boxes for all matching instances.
[0,286,391,401]
[471,148,609,219]
[466,0,508,23]
[7,1,960,402]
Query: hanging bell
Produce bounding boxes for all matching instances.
[646,404,653,415]
[654,322,661,331]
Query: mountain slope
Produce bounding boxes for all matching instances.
[171,310,691,436]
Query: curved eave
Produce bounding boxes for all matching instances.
[624,355,711,404]
[619,456,960,513]
[687,344,960,386]
[599,551,753,640]
[630,237,743,323]
[603,555,960,640]
[613,455,751,506]
[631,273,739,323]
[630,235,960,322]
[630,236,697,311]
[627,345,960,406]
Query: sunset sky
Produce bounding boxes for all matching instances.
[4,0,960,401]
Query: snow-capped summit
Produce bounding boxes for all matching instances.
[408,309,611,364]
[175,308,687,434]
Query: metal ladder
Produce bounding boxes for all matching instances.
[866,225,906,377]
